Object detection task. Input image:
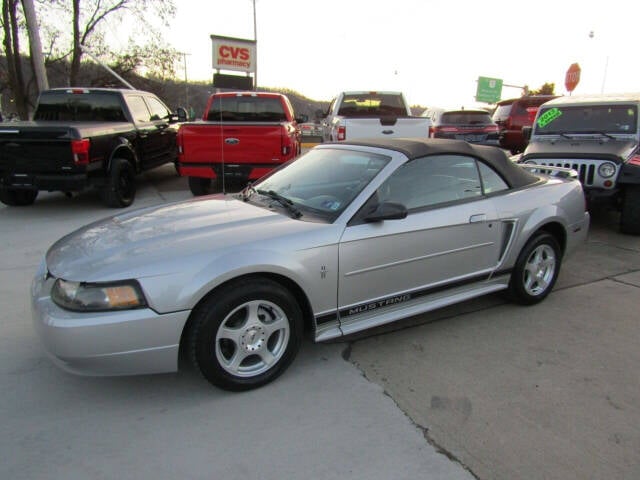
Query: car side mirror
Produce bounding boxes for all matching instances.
[364,202,408,222]
[522,126,532,142]
[174,107,188,122]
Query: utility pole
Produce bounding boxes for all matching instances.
[177,52,191,109]
[589,31,608,94]
[253,0,258,90]
[22,0,49,92]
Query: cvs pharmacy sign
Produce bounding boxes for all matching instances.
[211,35,256,73]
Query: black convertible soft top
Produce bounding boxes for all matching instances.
[340,138,539,189]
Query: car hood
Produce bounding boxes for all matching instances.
[46,195,326,282]
[522,138,636,163]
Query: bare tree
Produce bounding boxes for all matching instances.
[58,0,175,86]
[1,0,30,118]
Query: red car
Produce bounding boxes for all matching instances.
[492,95,558,154]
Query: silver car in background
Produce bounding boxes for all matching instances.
[32,138,590,391]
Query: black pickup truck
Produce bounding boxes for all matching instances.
[0,88,185,208]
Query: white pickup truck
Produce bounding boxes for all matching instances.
[319,91,430,142]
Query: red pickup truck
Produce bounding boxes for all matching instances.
[177,92,306,195]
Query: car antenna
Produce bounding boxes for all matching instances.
[216,93,226,195]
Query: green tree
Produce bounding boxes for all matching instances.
[524,82,556,96]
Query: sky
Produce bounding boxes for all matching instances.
[158,0,638,107]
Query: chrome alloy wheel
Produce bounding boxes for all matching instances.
[522,244,556,296]
[215,300,290,377]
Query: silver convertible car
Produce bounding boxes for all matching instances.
[32,138,589,391]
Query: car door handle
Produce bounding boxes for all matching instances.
[382,130,394,135]
[469,214,487,223]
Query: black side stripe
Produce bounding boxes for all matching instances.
[316,312,338,326]
[314,269,513,325]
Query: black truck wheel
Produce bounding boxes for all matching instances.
[0,188,38,206]
[620,186,640,235]
[188,176,219,196]
[101,158,136,208]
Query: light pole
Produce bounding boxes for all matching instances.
[253,0,258,90]
[589,30,608,93]
[177,51,190,111]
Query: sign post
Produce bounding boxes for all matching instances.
[211,35,257,90]
[475,77,503,103]
[564,63,581,94]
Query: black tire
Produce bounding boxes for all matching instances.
[188,176,217,196]
[101,158,136,208]
[0,188,38,206]
[508,232,561,305]
[620,186,640,235]
[188,278,303,391]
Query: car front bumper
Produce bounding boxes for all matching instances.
[31,264,191,377]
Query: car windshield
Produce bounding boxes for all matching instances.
[247,147,391,222]
[534,104,637,135]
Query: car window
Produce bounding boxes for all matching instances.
[127,95,152,123]
[376,155,482,210]
[338,93,406,116]
[34,92,126,122]
[510,101,529,117]
[441,111,493,125]
[492,104,512,123]
[145,96,171,121]
[477,161,509,193]
[206,96,286,122]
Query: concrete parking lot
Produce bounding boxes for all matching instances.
[348,206,640,479]
[0,165,472,480]
[1,163,639,479]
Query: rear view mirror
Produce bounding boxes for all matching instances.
[175,107,188,122]
[364,202,408,222]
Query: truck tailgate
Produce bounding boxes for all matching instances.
[344,118,430,140]
[0,125,77,174]
[179,122,285,164]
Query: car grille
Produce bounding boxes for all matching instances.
[526,158,619,188]
[533,160,595,185]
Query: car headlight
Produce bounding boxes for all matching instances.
[51,278,147,312]
[598,162,616,178]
